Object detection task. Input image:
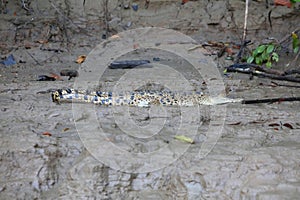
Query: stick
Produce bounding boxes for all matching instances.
[243,0,249,42]
[242,97,300,104]
[232,69,300,83]
[235,0,249,63]
[103,0,109,38]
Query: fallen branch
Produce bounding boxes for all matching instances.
[226,63,300,83]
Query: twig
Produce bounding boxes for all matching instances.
[270,81,300,88]
[234,40,251,63]
[26,50,42,65]
[290,50,300,66]
[279,27,300,45]
[21,0,33,14]
[102,0,109,38]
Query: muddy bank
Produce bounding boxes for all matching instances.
[1,79,300,199]
[1,0,300,199]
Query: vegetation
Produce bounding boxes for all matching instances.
[292,32,299,53]
[246,43,279,68]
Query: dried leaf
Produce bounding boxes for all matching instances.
[283,123,294,129]
[63,127,70,132]
[133,44,139,49]
[249,120,265,124]
[269,123,280,127]
[76,55,86,64]
[174,135,194,144]
[36,40,48,44]
[225,47,234,55]
[24,42,32,49]
[227,121,242,125]
[274,0,292,8]
[42,132,52,136]
[111,34,120,39]
[50,73,62,80]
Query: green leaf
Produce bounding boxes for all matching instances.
[253,49,259,57]
[257,45,266,53]
[272,52,279,62]
[261,51,269,61]
[292,38,299,51]
[255,56,262,65]
[266,61,272,68]
[247,56,254,63]
[266,44,275,54]
[294,46,299,54]
[223,68,227,73]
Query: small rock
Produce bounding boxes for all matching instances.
[126,21,132,27]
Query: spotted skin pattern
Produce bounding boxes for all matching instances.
[52,89,243,107]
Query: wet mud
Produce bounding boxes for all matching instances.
[1,0,300,199]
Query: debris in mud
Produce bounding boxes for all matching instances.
[145,0,150,9]
[181,0,189,5]
[50,73,62,80]
[60,69,79,80]
[37,75,56,81]
[111,34,120,39]
[63,128,70,132]
[269,123,281,127]
[109,60,151,69]
[36,40,48,44]
[268,122,294,130]
[282,123,294,129]
[76,55,86,64]
[42,132,52,136]
[132,3,139,11]
[174,135,194,144]
[123,3,130,9]
[227,121,242,125]
[274,0,292,8]
[1,54,16,66]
